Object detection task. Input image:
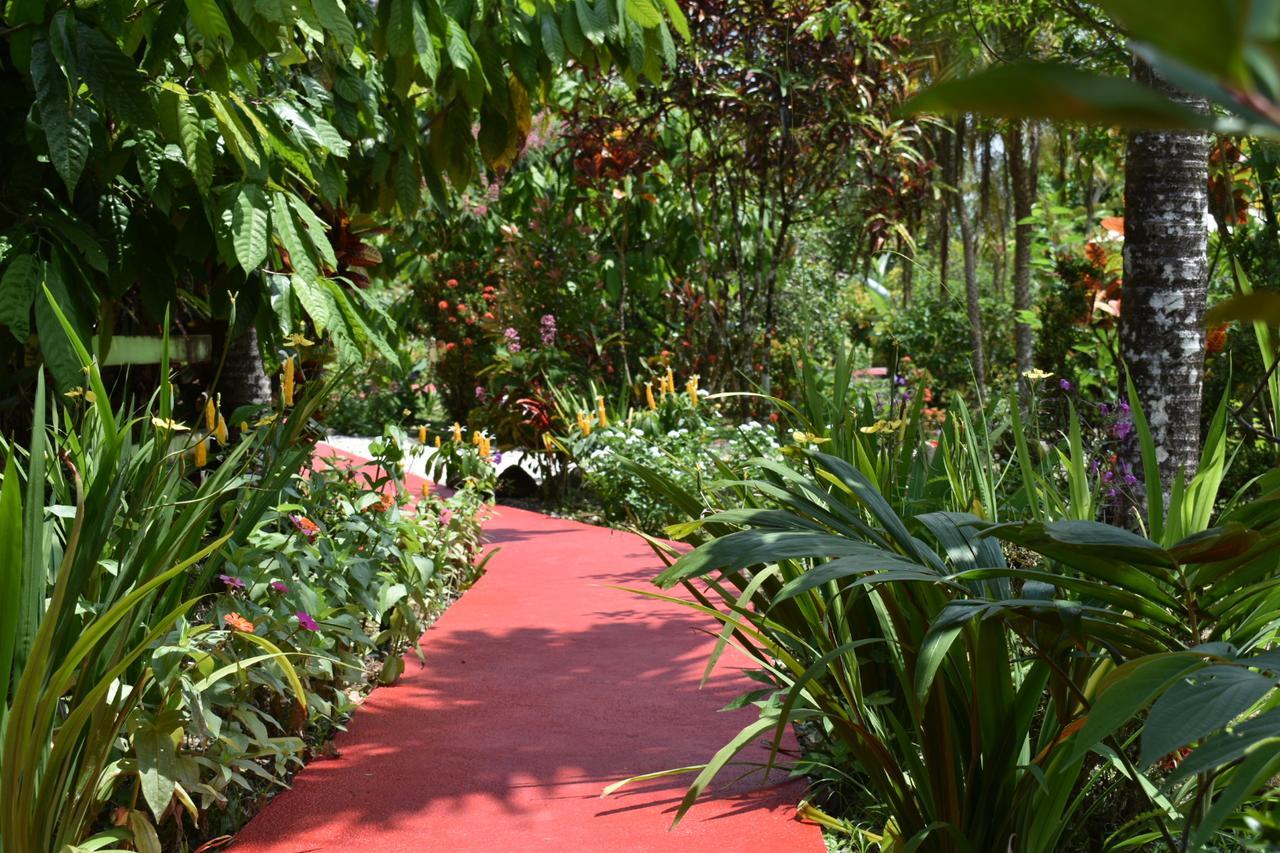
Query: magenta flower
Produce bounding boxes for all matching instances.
[219,574,245,590]
[439,508,454,527]
[296,610,319,631]
[270,580,289,593]
[503,327,521,352]
[540,314,557,346]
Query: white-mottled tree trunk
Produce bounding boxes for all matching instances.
[1008,120,1039,394]
[1121,61,1209,491]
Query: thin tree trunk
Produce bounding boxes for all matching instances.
[900,233,914,306]
[954,118,984,389]
[1008,120,1038,397]
[937,124,953,295]
[1121,60,1210,493]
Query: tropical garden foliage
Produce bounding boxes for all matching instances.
[4,0,1280,850]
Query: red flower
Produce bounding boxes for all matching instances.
[446,278,459,288]
[438,300,449,310]
[289,514,320,542]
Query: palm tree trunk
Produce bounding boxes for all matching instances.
[1008,120,1039,396]
[215,320,272,418]
[1121,60,1210,493]
[953,118,984,390]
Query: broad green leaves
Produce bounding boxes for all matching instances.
[230,186,271,271]
[132,712,182,821]
[184,0,233,47]
[0,255,40,341]
[312,0,357,52]
[30,38,93,195]
[174,90,213,194]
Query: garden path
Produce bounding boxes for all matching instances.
[229,444,820,852]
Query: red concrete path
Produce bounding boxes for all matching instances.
[231,446,819,852]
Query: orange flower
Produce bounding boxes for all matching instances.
[1207,323,1229,354]
[1084,241,1108,267]
[224,612,255,633]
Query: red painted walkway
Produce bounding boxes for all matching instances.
[230,448,819,852]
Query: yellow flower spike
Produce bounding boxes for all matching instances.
[645,381,656,410]
[282,356,295,407]
[194,437,207,468]
[434,435,442,448]
[687,375,700,407]
[664,367,675,395]
[596,396,608,429]
[240,421,249,437]
[204,396,216,431]
[419,425,428,444]
[580,413,592,437]
[215,414,229,444]
[543,433,554,452]
[452,422,463,443]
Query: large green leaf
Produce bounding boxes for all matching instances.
[30,38,93,195]
[903,62,1211,130]
[285,193,338,270]
[230,185,271,271]
[1072,652,1210,761]
[174,92,212,194]
[272,193,319,282]
[1167,705,1280,783]
[311,0,356,52]
[1098,0,1247,84]
[625,0,662,29]
[0,448,23,729]
[0,254,39,341]
[74,23,152,126]
[540,13,565,65]
[133,712,182,821]
[657,529,892,587]
[184,0,233,46]
[1138,664,1276,767]
[35,260,86,392]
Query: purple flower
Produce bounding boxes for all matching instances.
[540,314,557,346]
[475,385,488,402]
[270,580,289,593]
[1123,473,1139,486]
[1103,470,1114,483]
[892,374,906,387]
[1059,378,1072,391]
[491,451,503,465]
[1119,401,1131,415]
[503,327,521,352]
[219,574,245,590]
[1099,403,1111,417]
[1112,419,1134,440]
[296,610,319,631]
